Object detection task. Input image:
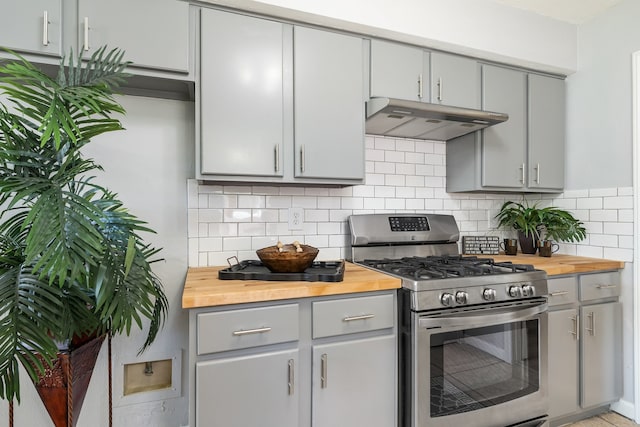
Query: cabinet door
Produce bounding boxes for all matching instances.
[200,9,285,177]
[312,335,396,427]
[196,349,299,427]
[528,74,565,190]
[580,302,622,408]
[547,309,579,419]
[294,26,365,181]
[481,65,527,189]
[430,52,479,109]
[370,40,428,101]
[0,1,61,57]
[78,0,189,72]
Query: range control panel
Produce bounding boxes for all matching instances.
[389,216,430,232]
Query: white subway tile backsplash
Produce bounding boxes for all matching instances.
[396,140,415,152]
[189,137,635,267]
[590,209,618,222]
[604,222,634,236]
[415,140,435,153]
[589,188,618,197]
[604,196,633,209]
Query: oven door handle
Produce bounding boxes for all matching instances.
[418,302,547,329]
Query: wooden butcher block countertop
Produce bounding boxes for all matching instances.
[182,261,401,309]
[486,254,624,276]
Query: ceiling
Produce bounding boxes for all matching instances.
[490,0,624,24]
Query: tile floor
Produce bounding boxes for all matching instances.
[564,412,640,426]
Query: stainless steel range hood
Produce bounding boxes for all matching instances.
[365,97,508,141]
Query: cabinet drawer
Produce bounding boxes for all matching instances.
[579,271,621,301]
[312,294,394,339]
[197,304,299,355]
[547,276,577,306]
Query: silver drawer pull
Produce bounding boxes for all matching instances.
[343,314,375,322]
[232,327,272,336]
[596,284,617,289]
[549,290,569,297]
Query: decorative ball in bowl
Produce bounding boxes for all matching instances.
[256,242,319,273]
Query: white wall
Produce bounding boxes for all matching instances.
[0,95,195,427]
[205,0,577,74]
[566,0,640,189]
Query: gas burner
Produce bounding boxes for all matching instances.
[362,255,535,281]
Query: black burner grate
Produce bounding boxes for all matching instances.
[362,255,534,280]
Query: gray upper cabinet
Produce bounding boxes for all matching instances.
[199,9,285,178]
[198,9,365,185]
[1,1,62,57]
[293,26,365,181]
[78,0,189,73]
[528,74,565,190]
[481,65,527,189]
[446,64,565,193]
[430,52,479,109]
[370,40,429,101]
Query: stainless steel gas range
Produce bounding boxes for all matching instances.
[348,213,549,427]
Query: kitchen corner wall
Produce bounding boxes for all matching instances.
[188,135,634,266]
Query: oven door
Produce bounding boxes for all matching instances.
[413,299,548,427]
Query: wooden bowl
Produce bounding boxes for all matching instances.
[256,244,319,273]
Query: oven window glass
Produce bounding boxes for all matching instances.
[430,319,539,417]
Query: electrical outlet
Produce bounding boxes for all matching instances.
[288,207,304,230]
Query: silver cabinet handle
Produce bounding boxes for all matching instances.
[570,314,579,340]
[597,284,617,289]
[232,326,272,336]
[287,359,294,395]
[418,74,423,99]
[42,11,49,46]
[535,163,540,184]
[585,312,595,336]
[83,17,90,51]
[274,144,280,172]
[343,314,375,322]
[320,353,328,388]
[437,77,443,101]
[299,145,305,173]
[549,290,569,297]
[520,163,525,184]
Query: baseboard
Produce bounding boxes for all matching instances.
[611,399,635,421]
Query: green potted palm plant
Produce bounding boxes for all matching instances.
[495,200,586,254]
[0,47,168,425]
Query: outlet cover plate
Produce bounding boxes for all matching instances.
[288,207,304,230]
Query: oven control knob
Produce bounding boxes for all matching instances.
[508,285,522,298]
[455,291,468,305]
[483,288,497,301]
[522,284,535,297]
[440,293,454,307]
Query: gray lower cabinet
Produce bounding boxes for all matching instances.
[580,301,623,408]
[196,349,299,427]
[189,291,397,427]
[430,52,480,109]
[1,1,62,57]
[312,336,396,427]
[548,307,580,419]
[198,8,365,184]
[370,40,429,102]
[547,272,622,427]
[446,65,565,193]
[78,0,190,72]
